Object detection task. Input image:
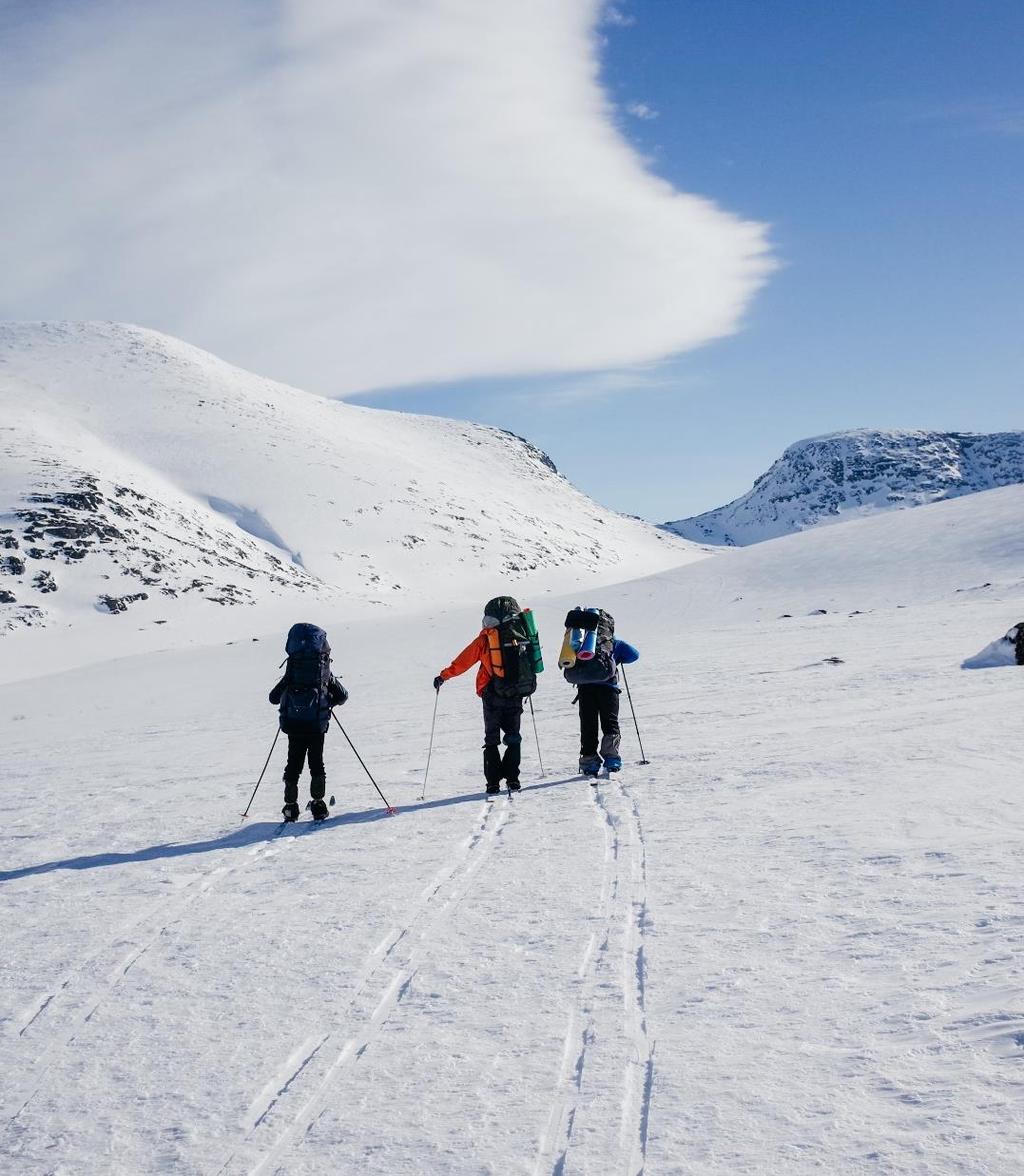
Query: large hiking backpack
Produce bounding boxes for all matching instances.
[280,622,332,731]
[487,611,539,700]
[563,607,616,685]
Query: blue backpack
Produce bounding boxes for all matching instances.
[280,623,332,731]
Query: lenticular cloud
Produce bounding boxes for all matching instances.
[0,0,773,395]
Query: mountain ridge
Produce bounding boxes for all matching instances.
[664,427,1024,546]
[1,321,697,637]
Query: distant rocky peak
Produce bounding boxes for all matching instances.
[664,429,1024,546]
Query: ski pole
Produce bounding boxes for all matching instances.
[620,664,650,765]
[528,695,546,777]
[241,727,281,820]
[420,687,440,802]
[331,711,397,814]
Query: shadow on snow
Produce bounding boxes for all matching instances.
[0,776,581,883]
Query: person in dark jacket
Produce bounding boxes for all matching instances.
[577,637,639,777]
[269,633,348,821]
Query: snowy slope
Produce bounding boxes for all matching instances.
[664,428,1024,545]
[2,479,1023,1174]
[0,322,693,647]
[644,482,1024,623]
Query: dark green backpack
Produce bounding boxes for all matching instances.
[490,612,538,699]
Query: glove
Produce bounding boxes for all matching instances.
[433,675,445,691]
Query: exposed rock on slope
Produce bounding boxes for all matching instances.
[664,429,1024,546]
[1,322,695,632]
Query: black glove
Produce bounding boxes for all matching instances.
[433,675,445,691]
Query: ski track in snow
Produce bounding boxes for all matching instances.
[532,776,654,1176]
[615,778,654,1176]
[533,779,620,1176]
[3,822,299,1127]
[217,796,513,1176]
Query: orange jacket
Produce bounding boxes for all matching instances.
[439,631,494,697]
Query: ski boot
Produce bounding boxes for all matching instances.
[485,782,501,796]
[506,779,522,793]
[579,756,601,779]
[604,756,622,773]
[282,801,300,823]
[309,797,329,822]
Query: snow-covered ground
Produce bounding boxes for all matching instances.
[2,483,1023,1174]
[1,321,691,654]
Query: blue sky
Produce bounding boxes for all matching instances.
[351,1,1024,520]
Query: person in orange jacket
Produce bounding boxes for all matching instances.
[433,595,525,795]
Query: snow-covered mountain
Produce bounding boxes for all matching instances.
[663,428,1024,546]
[0,322,695,639]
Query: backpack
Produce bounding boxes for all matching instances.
[280,623,332,731]
[562,607,616,685]
[487,611,538,700]
[1012,623,1024,666]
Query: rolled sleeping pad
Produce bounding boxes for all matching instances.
[521,608,544,673]
[558,628,577,669]
[576,607,601,660]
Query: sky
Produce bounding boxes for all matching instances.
[2,2,1022,521]
[353,1,1024,518]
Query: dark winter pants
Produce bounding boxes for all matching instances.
[283,730,326,803]
[578,686,621,761]
[481,688,523,785]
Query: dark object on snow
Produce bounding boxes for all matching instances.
[269,623,347,734]
[489,611,538,700]
[283,730,326,803]
[98,592,148,614]
[267,624,348,814]
[482,687,523,787]
[564,606,600,631]
[823,656,845,665]
[1012,623,1024,666]
[578,686,620,762]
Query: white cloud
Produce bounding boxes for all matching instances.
[626,101,660,121]
[0,0,773,396]
[602,5,636,27]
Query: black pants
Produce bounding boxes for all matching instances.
[481,687,523,785]
[578,686,621,760]
[283,729,326,803]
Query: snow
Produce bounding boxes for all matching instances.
[665,428,1024,546]
[0,321,695,664]
[961,627,1021,671]
[3,475,1024,1173]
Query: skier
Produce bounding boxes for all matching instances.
[433,596,541,795]
[561,607,639,778]
[269,623,348,822]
